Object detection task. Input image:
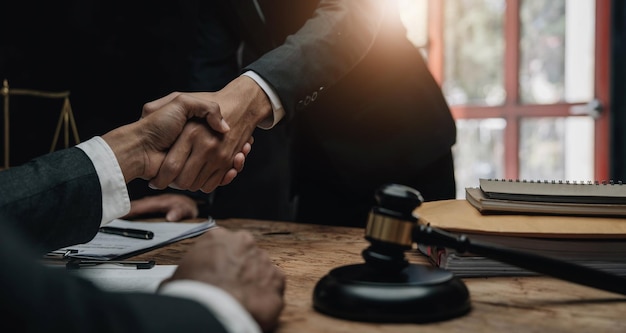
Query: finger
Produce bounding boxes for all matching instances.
[233,152,246,172]
[234,230,257,249]
[204,113,230,134]
[149,132,193,189]
[142,92,181,116]
[219,169,238,186]
[165,209,182,222]
[165,205,199,222]
[184,159,221,192]
[126,198,157,217]
[170,142,219,191]
[172,94,230,134]
[217,139,252,186]
[151,93,230,134]
[125,197,164,217]
[200,168,226,193]
[180,135,227,190]
[242,141,253,157]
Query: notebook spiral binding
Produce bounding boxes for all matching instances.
[487,179,624,186]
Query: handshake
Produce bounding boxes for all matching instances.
[98,79,284,332]
[103,76,271,193]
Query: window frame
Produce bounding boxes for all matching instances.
[426,0,612,180]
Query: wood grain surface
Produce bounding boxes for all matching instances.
[133,218,626,333]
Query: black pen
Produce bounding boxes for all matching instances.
[99,226,154,240]
[66,259,156,269]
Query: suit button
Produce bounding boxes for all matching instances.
[311,91,318,101]
[297,100,305,110]
[304,95,312,106]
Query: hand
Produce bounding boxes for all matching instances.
[162,228,286,332]
[124,194,199,222]
[101,93,232,183]
[141,92,254,191]
[143,76,271,193]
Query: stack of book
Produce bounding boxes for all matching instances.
[465,178,626,217]
[414,179,626,277]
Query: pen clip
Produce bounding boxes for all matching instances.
[66,259,156,270]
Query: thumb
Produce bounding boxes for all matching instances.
[143,92,181,116]
[178,94,231,134]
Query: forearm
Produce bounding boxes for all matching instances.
[242,71,285,129]
[101,121,148,183]
[217,75,273,127]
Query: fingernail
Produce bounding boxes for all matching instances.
[166,212,179,222]
[148,182,157,189]
[221,118,230,131]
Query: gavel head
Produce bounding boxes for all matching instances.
[362,183,424,272]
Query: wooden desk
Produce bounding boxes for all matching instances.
[133,218,626,333]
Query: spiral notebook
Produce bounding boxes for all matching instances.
[479,178,626,204]
[466,187,626,217]
[467,179,626,217]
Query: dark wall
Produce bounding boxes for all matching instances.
[3,1,625,182]
[0,1,198,166]
[611,0,626,180]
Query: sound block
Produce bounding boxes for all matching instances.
[313,263,471,323]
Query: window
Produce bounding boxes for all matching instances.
[401,0,611,198]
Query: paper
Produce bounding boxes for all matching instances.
[419,236,626,278]
[69,264,178,292]
[57,218,216,260]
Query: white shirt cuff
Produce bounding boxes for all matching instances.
[159,280,261,333]
[242,71,285,129]
[76,137,131,225]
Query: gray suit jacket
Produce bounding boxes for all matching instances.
[0,147,227,332]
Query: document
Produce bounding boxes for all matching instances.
[69,264,178,293]
[56,218,216,260]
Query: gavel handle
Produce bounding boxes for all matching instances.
[413,224,626,296]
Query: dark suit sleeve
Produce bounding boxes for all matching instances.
[0,147,103,253]
[244,0,387,114]
[0,148,229,332]
[0,220,228,333]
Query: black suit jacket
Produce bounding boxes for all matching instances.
[0,147,227,332]
[195,0,455,190]
[255,0,455,184]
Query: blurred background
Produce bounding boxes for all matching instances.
[1,0,625,199]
